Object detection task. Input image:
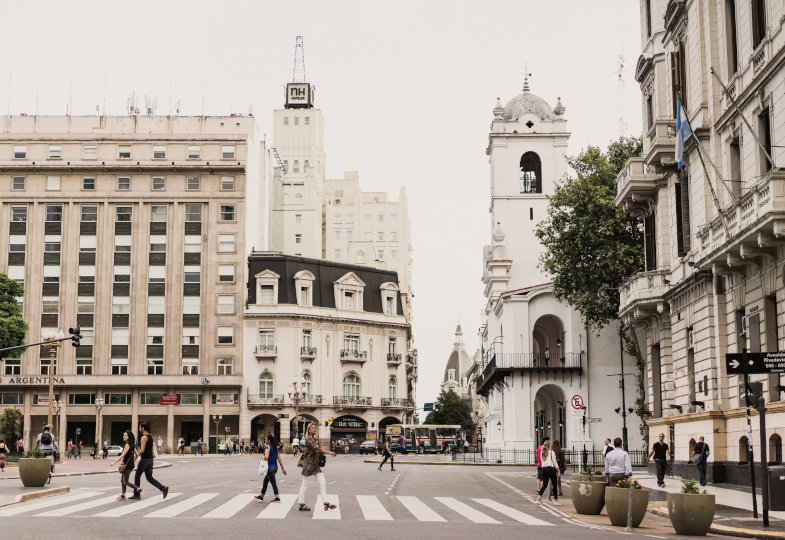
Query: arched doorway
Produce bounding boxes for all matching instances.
[532,315,565,367]
[290,413,319,442]
[533,384,566,446]
[330,415,368,454]
[379,417,401,438]
[250,414,280,447]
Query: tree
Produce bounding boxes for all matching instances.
[0,406,23,448]
[423,389,475,434]
[0,273,27,361]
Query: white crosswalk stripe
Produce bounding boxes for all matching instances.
[93,493,181,517]
[256,494,298,518]
[356,495,393,520]
[396,495,446,522]
[38,494,119,516]
[434,497,500,524]
[201,493,255,519]
[0,490,104,517]
[471,498,553,525]
[313,494,340,519]
[147,493,218,518]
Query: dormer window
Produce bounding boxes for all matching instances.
[255,270,280,305]
[448,370,455,381]
[294,270,315,307]
[334,272,366,312]
[344,291,354,310]
[380,282,399,315]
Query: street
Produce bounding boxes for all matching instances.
[0,455,668,539]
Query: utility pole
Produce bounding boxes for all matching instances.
[619,327,629,451]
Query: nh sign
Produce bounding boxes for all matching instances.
[725,352,785,375]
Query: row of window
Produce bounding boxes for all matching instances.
[1,357,234,377]
[332,230,399,242]
[257,330,398,354]
[333,249,398,262]
[282,116,310,126]
[9,203,207,223]
[256,371,398,400]
[0,391,233,406]
[9,175,236,192]
[332,213,399,226]
[10,144,235,161]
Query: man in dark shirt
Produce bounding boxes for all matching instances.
[646,433,670,487]
[693,436,710,486]
[131,422,169,499]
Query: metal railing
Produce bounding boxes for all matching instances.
[254,345,277,356]
[300,394,323,405]
[386,353,402,363]
[340,350,368,360]
[452,448,649,468]
[333,396,373,406]
[380,398,413,407]
[480,352,583,373]
[300,346,317,357]
[247,394,284,405]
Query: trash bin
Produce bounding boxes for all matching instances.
[770,466,785,511]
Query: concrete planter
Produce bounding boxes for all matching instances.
[605,486,649,527]
[667,492,715,536]
[571,474,606,482]
[570,480,606,514]
[18,458,51,487]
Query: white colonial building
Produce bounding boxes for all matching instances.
[477,78,643,453]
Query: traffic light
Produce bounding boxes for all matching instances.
[68,325,81,347]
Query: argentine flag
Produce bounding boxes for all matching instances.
[675,97,691,169]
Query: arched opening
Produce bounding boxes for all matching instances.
[519,151,542,194]
[290,413,319,442]
[330,414,368,454]
[533,384,566,446]
[250,413,280,448]
[532,315,565,367]
[770,433,783,464]
[739,436,748,463]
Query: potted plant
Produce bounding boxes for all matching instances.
[18,447,52,488]
[605,478,649,527]
[667,479,715,536]
[571,466,607,515]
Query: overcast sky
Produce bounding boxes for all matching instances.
[1,1,643,411]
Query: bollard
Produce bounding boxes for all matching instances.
[625,480,635,532]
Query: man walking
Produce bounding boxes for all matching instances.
[102,439,108,459]
[692,436,710,486]
[131,422,169,500]
[604,437,632,486]
[157,436,163,456]
[67,439,73,459]
[646,433,670,487]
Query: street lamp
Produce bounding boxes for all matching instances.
[41,328,64,429]
[496,420,502,431]
[212,414,223,452]
[94,397,104,458]
[288,377,307,440]
[52,400,63,445]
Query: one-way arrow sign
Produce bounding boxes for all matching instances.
[725,352,785,375]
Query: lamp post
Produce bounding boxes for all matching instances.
[212,414,223,453]
[288,377,307,441]
[41,329,64,429]
[94,398,104,458]
[52,400,63,446]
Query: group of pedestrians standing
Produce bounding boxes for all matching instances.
[65,439,83,459]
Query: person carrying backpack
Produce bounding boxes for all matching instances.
[36,425,58,474]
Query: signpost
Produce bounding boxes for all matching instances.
[587,417,602,423]
[725,352,785,374]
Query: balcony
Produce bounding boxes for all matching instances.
[247,394,284,407]
[254,345,277,358]
[333,396,373,408]
[380,398,413,409]
[386,353,402,366]
[340,349,368,365]
[618,269,670,323]
[644,118,677,171]
[696,169,785,268]
[300,346,317,360]
[299,394,323,408]
[476,352,583,396]
[615,157,663,218]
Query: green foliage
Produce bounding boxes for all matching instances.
[0,273,27,360]
[30,447,44,459]
[580,465,600,476]
[680,478,707,494]
[0,406,23,446]
[423,389,475,434]
[614,478,642,489]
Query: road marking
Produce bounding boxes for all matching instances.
[147,492,217,517]
[93,493,181,517]
[0,490,103,516]
[313,494,340,520]
[471,498,552,525]
[396,496,446,522]
[357,495,393,520]
[202,493,255,518]
[38,494,119,516]
[435,497,500,524]
[256,494,298,518]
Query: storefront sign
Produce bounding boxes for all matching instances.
[0,376,65,384]
[160,395,179,405]
[215,393,235,404]
[331,415,367,431]
[36,394,50,405]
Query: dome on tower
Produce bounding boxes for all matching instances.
[503,78,554,121]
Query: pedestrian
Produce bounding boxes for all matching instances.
[110,430,139,500]
[16,438,24,456]
[535,440,561,505]
[36,425,58,472]
[67,439,73,459]
[463,439,469,453]
[197,437,203,456]
[77,441,82,459]
[177,437,185,456]
[603,438,614,457]
[224,438,232,456]
[103,439,109,459]
[130,422,169,500]
[552,440,566,497]
[604,437,632,486]
[255,434,287,502]
[0,438,7,472]
[378,435,396,471]
[292,435,300,456]
[157,436,163,456]
[297,422,337,513]
[646,433,670,488]
[544,347,550,366]
[692,436,710,486]
[535,436,549,493]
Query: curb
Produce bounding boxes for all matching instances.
[15,486,70,503]
[362,459,524,467]
[648,504,785,539]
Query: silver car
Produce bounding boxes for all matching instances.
[105,445,124,456]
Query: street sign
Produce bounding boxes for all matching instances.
[587,418,602,423]
[423,402,434,412]
[725,352,785,374]
[277,413,289,419]
[571,395,584,409]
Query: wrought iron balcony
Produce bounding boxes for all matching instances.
[247,394,284,406]
[386,353,402,365]
[300,346,317,359]
[380,398,413,408]
[340,349,368,364]
[476,352,583,396]
[333,396,373,407]
[299,394,323,407]
[254,345,277,358]
[618,269,670,323]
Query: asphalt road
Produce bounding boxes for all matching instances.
[0,454,652,539]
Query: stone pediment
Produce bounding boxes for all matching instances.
[635,54,653,83]
[664,0,686,34]
[255,269,280,280]
[334,272,366,288]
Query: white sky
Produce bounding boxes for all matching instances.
[1,0,643,412]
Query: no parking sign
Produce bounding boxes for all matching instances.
[571,395,584,409]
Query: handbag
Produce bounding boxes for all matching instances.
[318,453,327,467]
[118,464,126,473]
[691,454,701,464]
[258,458,269,477]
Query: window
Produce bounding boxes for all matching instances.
[9,236,25,252]
[82,177,95,190]
[259,285,274,305]
[116,206,132,222]
[187,176,200,190]
[758,106,773,174]
[11,206,27,222]
[259,373,274,398]
[391,249,397,259]
[388,337,397,354]
[303,372,312,396]
[13,145,26,159]
[295,214,302,224]
[520,152,542,193]
[294,117,300,126]
[377,250,384,259]
[221,145,235,159]
[218,264,234,283]
[150,205,167,223]
[146,359,164,375]
[12,176,24,190]
[365,232,371,241]
[182,358,199,375]
[388,376,397,399]
[258,329,275,348]
[390,231,397,241]
[81,205,97,222]
[347,231,353,242]
[343,333,360,354]
[153,145,166,159]
[674,179,691,256]
[105,393,131,405]
[218,234,235,252]
[117,176,130,190]
[0,392,23,405]
[346,214,354,224]
[46,205,62,222]
[365,214,371,225]
[183,265,200,283]
[217,295,234,314]
[284,117,289,126]
[729,136,742,198]
[118,144,131,159]
[149,236,166,254]
[152,176,165,190]
[295,234,302,244]
[334,214,342,224]
[671,45,688,117]
[725,0,739,75]
[188,145,201,159]
[147,296,165,314]
[177,392,203,405]
[221,176,235,191]
[377,232,384,241]
[83,144,97,159]
[752,0,767,49]
[334,249,341,260]
[39,357,57,375]
[48,145,61,159]
[378,214,384,223]
[186,204,202,222]
[183,296,200,315]
[343,291,355,310]
[302,330,312,349]
[68,393,96,405]
[305,116,310,125]
[357,251,366,264]
[343,374,360,398]
[47,176,60,191]
[646,94,654,130]
[184,235,202,254]
[293,160,300,172]
[140,392,163,405]
[304,159,310,172]
[217,357,233,375]
[220,204,235,221]
[111,358,128,375]
[112,297,130,315]
[182,327,199,346]
[3,358,20,375]
[645,0,652,36]
[644,212,657,271]
[77,297,94,315]
[217,326,234,345]
[76,357,93,375]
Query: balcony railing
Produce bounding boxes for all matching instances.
[380,398,413,408]
[300,346,317,358]
[386,353,402,365]
[615,157,661,217]
[333,396,373,407]
[340,350,368,364]
[476,352,583,395]
[247,394,284,406]
[618,269,670,320]
[299,394,323,406]
[254,345,277,358]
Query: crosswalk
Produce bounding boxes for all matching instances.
[0,488,554,525]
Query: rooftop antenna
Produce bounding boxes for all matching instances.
[126,92,137,116]
[292,35,306,82]
[144,95,158,115]
[521,62,532,91]
[617,49,626,136]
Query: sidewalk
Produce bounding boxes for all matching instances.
[0,486,70,507]
[0,456,170,480]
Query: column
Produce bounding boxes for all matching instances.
[23,391,32,452]
[202,388,210,449]
[167,400,174,453]
[58,401,68,449]
[131,388,139,434]
[238,385,251,441]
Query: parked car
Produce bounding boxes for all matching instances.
[359,440,378,455]
[106,445,124,456]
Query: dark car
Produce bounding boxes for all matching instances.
[359,440,378,455]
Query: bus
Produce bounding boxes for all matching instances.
[385,424,461,454]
